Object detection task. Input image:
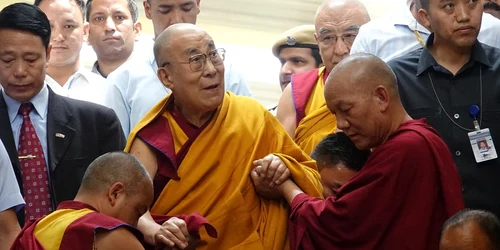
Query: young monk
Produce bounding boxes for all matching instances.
[311,132,370,198]
[11,152,213,250]
[253,53,465,250]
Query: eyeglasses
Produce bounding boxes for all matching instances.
[317,33,358,47]
[162,48,226,72]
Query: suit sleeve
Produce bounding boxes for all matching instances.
[98,108,126,152]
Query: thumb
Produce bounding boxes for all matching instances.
[253,159,262,166]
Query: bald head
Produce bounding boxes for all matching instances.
[78,152,152,196]
[324,54,407,150]
[441,210,500,250]
[327,53,399,97]
[315,0,370,23]
[314,0,370,73]
[154,23,208,68]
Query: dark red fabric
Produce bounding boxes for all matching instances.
[11,201,143,250]
[288,119,465,250]
[17,103,52,222]
[290,68,319,124]
[137,98,213,204]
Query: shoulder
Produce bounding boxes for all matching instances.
[388,48,422,68]
[53,94,116,118]
[481,43,500,64]
[380,120,440,156]
[95,226,144,250]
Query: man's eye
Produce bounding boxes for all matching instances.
[94,16,104,22]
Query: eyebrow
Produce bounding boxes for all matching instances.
[318,28,331,35]
[344,25,360,32]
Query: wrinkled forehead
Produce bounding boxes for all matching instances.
[316,7,364,34]
[168,32,216,58]
[91,0,130,12]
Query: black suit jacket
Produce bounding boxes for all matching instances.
[0,88,126,225]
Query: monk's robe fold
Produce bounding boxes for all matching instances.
[125,92,323,250]
[11,201,142,250]
[291,67,337,155]
[288,119,465,250]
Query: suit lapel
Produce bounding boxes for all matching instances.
[0,94,20,170]
[47,89,75,172]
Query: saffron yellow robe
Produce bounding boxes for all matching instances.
[293,67,337,155]
[125,92,323,250]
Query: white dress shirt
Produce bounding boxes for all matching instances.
[0,139,25,212]
[45,67,107,105]
[351,4,500,62]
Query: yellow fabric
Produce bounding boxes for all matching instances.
[34,208,94,250]
[294,67,337,155]
[162,112,188,153]
[303,67,326,117]
[126,92,323,250]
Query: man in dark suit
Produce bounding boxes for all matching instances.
[0,3,126,226]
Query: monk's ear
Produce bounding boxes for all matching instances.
[158,67,174,90]
[108,182,125,206]
[374,85,390,112]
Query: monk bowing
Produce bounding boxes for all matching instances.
[126,24,322,250]
[254,54,465,250]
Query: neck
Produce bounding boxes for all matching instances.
[97,54,132,77]
[74,194,101,212]
[382,106,413,145]
[174,101,215,127]
[47,61,80,87]
[428,39,472,75]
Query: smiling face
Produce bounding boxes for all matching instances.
[157,28,225,115]
[38,0,85,68]
[0,29,50,102]
[419,0,482,49]
[86,0,139,62]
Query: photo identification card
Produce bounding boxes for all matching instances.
[468,128,498,163]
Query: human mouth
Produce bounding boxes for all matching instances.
[52,46,68,51]
[455,26,475,34]
[103,36,120,42]
[203,83,219,91]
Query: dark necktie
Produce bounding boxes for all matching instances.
[17,103,52,222]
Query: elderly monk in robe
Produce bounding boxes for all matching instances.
[254,54,465,250]
[276,0,370,155]
[11,152,153,250]
[125,23,323,250]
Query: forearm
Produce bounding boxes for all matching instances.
[137,211,161,245]
[0,209,20,250]
[279,179,304,205]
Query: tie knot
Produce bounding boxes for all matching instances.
[18,103,33,116]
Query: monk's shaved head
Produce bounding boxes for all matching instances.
[79,152,152,195]
[315,0,370,24]
[154,23,209,68]
[314,0,370,73]
[326,53,399,99]
[325,53,409,150]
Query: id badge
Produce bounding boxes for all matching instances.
[468,128,498,163]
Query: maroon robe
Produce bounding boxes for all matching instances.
[290,68,329,124]
[288,119,465,250]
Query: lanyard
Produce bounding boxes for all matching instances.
[413,30,425,47]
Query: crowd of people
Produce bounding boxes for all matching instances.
[1,0,500,249]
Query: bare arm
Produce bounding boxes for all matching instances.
[276,84,297,139]
[0,208,21,250]
[129,138,190,249]
[95,227,144,250]
[278,180,305,205]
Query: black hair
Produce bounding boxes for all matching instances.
[311,132,370,172]
[278,45,323,67]
[34,0,85,19]
[0,3,51,49]
[85,0,139,23]
[442,209,500,250]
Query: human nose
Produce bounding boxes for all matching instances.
[13,60,28,78]
[455,3,471,23]
[333,36,349,55]
[280,61,294,75]
[105,16,116,32]
[52,26,64,42]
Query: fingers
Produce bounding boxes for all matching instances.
[156,218,189,249]
[274,169,290,186]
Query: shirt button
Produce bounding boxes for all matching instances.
[455,151,462,156]
[454,114,460,119]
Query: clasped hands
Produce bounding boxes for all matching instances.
[250,154,291,199]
